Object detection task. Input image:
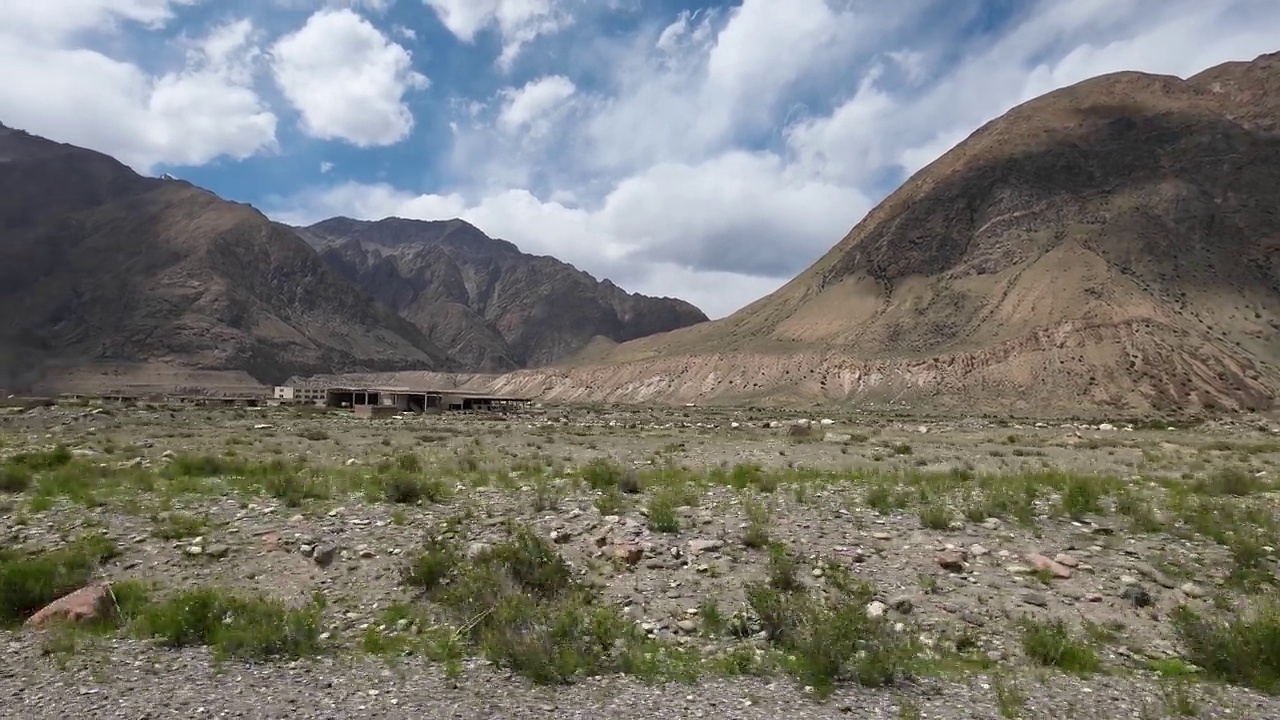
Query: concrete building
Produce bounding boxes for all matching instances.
[272,386,326,404]
[272,385,531,414]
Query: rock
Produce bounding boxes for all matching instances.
[466,542,492,559]
[687,538,723,555]
[820,419,836,426]
[1022,592,1049,608]
[968,544,990,557]
[1098,423,1117,431]
[1121,584,1153,608]
[865,601,887,618]
[345,458,359,466]
[357,546,376,558]
[204,544,230,559]
[872,532,893,541]
[1135,563,1178,589]
[253,423,274,430]
[1054,553,1080,568]
[549,529,572,544]
[313,544,338,567]
[613,543,644,566]
[1025,553,1072,579]
[183,545,203,556]
[823,433,853,443]
[980,518,1002,530]
[1180,582,1206,598]
[676,619,698,634]
[936,551,967,572]
[26,583,113,628]
[889,596,914,614]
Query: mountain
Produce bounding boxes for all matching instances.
[0,123,457,392]
[296,217,709,371]
[480,51,1280,416]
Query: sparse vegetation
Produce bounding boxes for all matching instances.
[1019,618,1099,674]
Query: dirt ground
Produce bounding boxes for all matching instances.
[2,400,1280,719]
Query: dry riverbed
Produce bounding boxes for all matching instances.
[2,400,1280,719]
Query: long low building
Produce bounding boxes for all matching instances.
[273,385,532,413]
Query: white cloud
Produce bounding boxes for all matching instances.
[0,11,277,173]
[392,23,417,41]
[497,75,576,133]
[320,161,334,173]
[271,9,428,147]
[0,0,197,41]
[283,0,1280,318]
[423,0,571,69]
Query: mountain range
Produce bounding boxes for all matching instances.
[4,50,1279,414]
[295,217,706,372]
[0,123,706,394]
[476,51,1280,415]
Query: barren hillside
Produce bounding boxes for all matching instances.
[297,217,709,371]
[483,52,1280,415]
[0,124,458,392]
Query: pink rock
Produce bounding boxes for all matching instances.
[1054,553,1080,568]
[26,583,114,628]
[1026,553,1072,579]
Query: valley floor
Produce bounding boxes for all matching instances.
[2,402,1279,719]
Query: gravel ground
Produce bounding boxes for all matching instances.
[2,402,1279,719]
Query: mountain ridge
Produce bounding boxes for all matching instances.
[0,123,459,391]
[471,51,1280,415]
[298,216,709,371]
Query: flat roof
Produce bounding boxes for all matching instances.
[320,387,532,401]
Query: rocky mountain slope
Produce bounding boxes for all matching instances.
[482,51,1280,415]
[0,124,457,391]
[297,217,709,372]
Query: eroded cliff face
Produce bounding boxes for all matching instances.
[298,217,709,372]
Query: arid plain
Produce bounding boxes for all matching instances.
[3,400,1280,719]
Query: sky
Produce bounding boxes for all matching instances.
[1,0,1278,319]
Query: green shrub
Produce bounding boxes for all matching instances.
[1061,475,1104,519]
[0,536,118,624]
[767,542,803,593]
[646,492,680,533]
[6,445,73,472]
[1019,619,1099,674]
[262,471,330,507]
[742,497,771,549]
[380,473,450,505]
[746,578,918,696]
[580,458,624,491]
[150,512,208,540]
[0,465,32,493]
[402,537,462,593]
[918,504,953,530]
[404,523,652,684]
[1173,602,1280,692]
[132,588,323,660]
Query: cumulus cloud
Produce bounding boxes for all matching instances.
[497,75,576,133]
[0,0,197,40]
[275,0,1280,317]
[423,0,571,69]
[270,9,428,147]
[0,7,276,173]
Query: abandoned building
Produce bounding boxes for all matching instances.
[271,385,532,413]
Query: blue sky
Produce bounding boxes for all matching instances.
[2,0,1278,317]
